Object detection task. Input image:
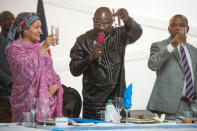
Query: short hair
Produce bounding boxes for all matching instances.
[0,11,14,27]
[172,14,188,25]
[93,7,112,21]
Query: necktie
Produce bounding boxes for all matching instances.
[180,45,195,101]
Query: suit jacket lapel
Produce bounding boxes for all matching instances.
[173,48,184,72]
[166,37,184,72]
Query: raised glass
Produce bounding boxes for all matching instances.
[51,25,59,45]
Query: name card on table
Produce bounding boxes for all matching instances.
[55,117,68,127]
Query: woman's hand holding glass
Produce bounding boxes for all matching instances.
[45,25,59,47]
[40,35,58,56]
[44,34,59,47]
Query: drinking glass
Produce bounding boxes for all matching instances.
[51,25,59,44]
[23,112,32,126]
[191,100,197,118]
[178,27,187,45]
[100,110,105,121]
[124,108,129,124]
[30,98,37,127]
[41,99,49,127]
[112,9,121,27]
[114,97,123,114]
[180,27,187,34]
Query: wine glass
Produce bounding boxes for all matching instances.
[180,27,187,34]
[23,112,32,126]
[124,108,130,124]
[191,100,197,118]
[112,8,121,27]
[30,98,37,127]
[114,97,123,114]
[51,25,59,45]
[99,110,105,121]
[41,99,49,127]
[179,27,187,43]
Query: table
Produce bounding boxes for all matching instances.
[1,123,197,131]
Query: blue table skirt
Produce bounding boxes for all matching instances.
[49,124,197,131]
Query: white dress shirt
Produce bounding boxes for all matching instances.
[167,43,194,96]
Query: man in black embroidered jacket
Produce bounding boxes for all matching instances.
[69,7,142,120]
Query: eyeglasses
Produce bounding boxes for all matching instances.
[94,22,111,28]
[170,23,186,28]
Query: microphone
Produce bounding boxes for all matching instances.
[97,33,105,64]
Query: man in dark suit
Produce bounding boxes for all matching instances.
[0,11,15,122]
[147,14,197,116]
